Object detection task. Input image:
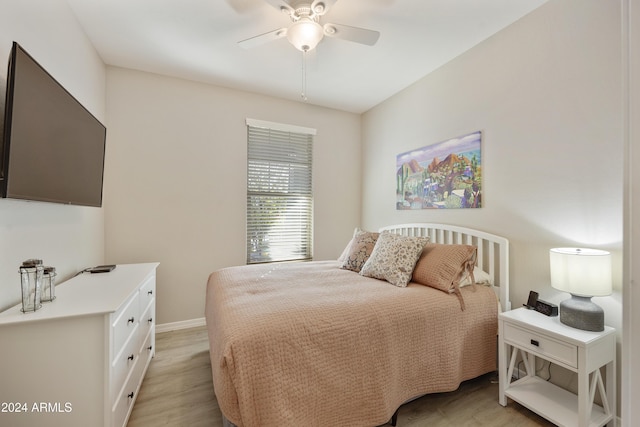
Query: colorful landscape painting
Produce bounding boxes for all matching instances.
[396,131,482,210]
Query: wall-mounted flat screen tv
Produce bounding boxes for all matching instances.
[0,42,106,207]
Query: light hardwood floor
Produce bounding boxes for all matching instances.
[127,326,554,427]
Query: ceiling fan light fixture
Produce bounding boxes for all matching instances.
[286,17,323,51]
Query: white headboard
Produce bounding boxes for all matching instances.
[379,223,511,311]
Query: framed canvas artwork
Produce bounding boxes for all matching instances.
[396,131,482,210]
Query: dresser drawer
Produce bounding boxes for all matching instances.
[111,324,140,402]
[139,324,154,363]
[139,275,155,314]
[138,299,154,353]
[112,292,141,356]
[112,357,141,427]
[503,322,577,368]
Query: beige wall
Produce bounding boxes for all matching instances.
[362,0,624,408]
[104,67,361,325]
[362,0,622,322]
[0,0,106,311]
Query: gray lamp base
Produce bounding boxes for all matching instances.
[559,295,604,332]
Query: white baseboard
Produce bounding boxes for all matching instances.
[156,317,206,333]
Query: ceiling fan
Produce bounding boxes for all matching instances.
[238,0,380,52]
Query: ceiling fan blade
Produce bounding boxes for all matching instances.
[323,23,380,46]
[263,0,295,15]
[238,28,287,49]
[311,0,337,16]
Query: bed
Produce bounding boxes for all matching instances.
[205,223,510,427]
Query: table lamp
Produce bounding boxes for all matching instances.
[549,247,612,332]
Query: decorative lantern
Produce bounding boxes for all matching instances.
[19,259,43,313]
[41,266,57,302]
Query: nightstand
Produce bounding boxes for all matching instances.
[498,307,616,427]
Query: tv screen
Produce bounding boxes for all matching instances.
[0,42,106,207]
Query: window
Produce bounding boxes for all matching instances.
[246,119,315,264]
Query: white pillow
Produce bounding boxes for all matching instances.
[337,227,359,263]
[459,266,492,287]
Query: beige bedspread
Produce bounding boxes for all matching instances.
[205,261,497,427]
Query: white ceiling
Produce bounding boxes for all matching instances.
[66,0,549,113]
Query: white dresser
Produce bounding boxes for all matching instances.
[0,263,158,427]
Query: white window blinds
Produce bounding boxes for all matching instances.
[246,121,314,264]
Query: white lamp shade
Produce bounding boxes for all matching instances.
[286,18,324,51]
[549,248,612,297]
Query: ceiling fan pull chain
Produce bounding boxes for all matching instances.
[301,49,308,102]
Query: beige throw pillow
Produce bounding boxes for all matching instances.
[359,232,430,287]
[340,230,379,272]
[412,243,477,293]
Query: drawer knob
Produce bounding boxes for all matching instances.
[148,345,153,351]
[148,290,153,295]
[127,317,135,324]
[127,392,134,399]
[148,317,153,323]
[128,354,134,361]
[530,339,540,347]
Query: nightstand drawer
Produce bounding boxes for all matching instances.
[503,322,577,368]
